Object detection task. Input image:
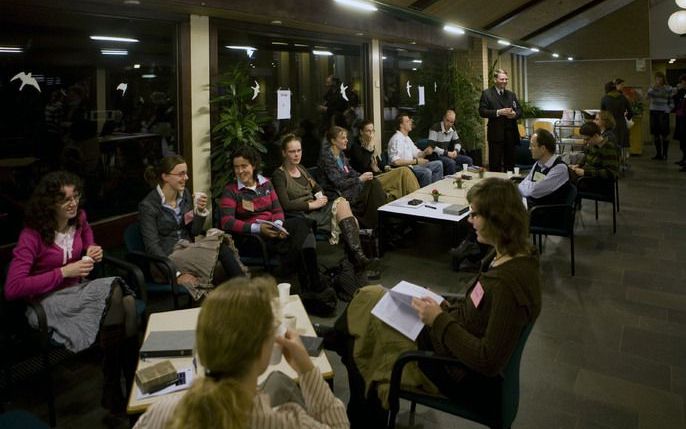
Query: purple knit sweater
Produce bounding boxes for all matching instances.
[5,211,95,301]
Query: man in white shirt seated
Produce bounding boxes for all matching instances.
[518,128,571,207]
[427,109,474,175]
[387,113,443,187]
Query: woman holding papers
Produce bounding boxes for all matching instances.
[334,178,542,427]
[5,171,138,413]
[219,145,336,316]
[318,126,386,228]
[139,155,246,301]
[272,133,378,274]
[133,276,350,429]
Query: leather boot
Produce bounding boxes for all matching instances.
[339,217,380,278]
[301,247,324,293]
[121,335,140,396]
[100,325,125,414]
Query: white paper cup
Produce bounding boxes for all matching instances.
[284,314,297,330]
[507,170,514,177]
[277,283,291,307]
[270,323,287,365]
[82,255,94,263]
[193,191,207,207]
[462,163,469,172]
[514,167,520,175]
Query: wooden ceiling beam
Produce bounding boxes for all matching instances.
[520,0,608,41]
[483,0,546,31]
[408,0,441,11]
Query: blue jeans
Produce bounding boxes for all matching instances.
[411,160,443,187]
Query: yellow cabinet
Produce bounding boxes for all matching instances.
[629,116,643,155]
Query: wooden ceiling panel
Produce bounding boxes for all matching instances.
[422,0,534,29]
[494,0,598,40]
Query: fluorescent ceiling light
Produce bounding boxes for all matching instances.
[313,50,334,56]
[271,42,288,46]
[552,53,559,58]
[0,46,23,53]
[141,74,156,79]
[530,47,540,52]
[101,49,128,55]
[669,58,676,63]
[567,57,573,61]
[133,64,141,69]
[443,25,465,35]
[226,45,257,58]
[90,35,139,43]
[412,68,417,71]
[334,0,377,12]
[497,40,510,46]
[412,59,422,63]
[382,56,387,60]
[294,43,308,47]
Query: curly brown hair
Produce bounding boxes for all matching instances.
[25,171,84,245]
[467,177,533,256]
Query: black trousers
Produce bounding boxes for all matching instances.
[488,130,518,172]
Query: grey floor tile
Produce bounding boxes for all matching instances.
[626,287,686,312]
[621,326,686,369]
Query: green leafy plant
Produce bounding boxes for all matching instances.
[210,63,270,199]
[518,100,542,119]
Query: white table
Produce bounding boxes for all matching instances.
[126,294,333,415]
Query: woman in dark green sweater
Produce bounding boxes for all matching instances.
[272,133,376,273]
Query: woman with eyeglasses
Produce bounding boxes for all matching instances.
[347,119,419,201]
[133,276,349,429]
[5,171,139,413]
[139,155,246,301]
[332,178,542,427]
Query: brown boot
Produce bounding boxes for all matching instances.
[338,217,380,279]
[100,325,125,414]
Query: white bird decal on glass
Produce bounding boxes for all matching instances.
[340,82,349,102]
[406,81,412,98]
[11,72,41,93]
[434,82,437,93]
[250,80,260,100]
[116,83,128,96]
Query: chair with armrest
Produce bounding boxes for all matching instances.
[0,257,146,428]
[528,184,577,275]
[387,324,534,429]
[123,222,190,309]
[576,176,616,234]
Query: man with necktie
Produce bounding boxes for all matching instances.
[479,69,523,172]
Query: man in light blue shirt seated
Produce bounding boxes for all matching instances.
[518,128,571,207]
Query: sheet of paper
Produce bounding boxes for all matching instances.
[135,367,194,400]
[371,281,444,341]
[418,86,425,106]
[277,90,291,120]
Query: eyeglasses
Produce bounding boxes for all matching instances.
[166,171,188,178]
[468,210,480,219]
[59,194,81,207]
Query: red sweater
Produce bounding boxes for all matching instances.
[219,176,285,234]
[5,211,95,301]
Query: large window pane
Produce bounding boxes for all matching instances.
[0,8,178,245]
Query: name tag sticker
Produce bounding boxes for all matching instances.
[242,199,255,212]
[183,211,194,225]
[470,281,485,308]
[533,172,546,182]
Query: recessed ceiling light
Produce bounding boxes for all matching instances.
[412,59,422,63]
[271,42,288,46]
[552,53,559,58]
[270,20,282,25]
[333,0,377,12]
[567,57,573,61]
[410,41,416,45]
[0,46,23,53]
[123,0,140,4]
[530,47,540,52]
[141,74,156,79]
[101,49,128,55]
[312,50,334,56]
[412,68,417,71]
[294,43,308,47]
[497,40,510,46]
[382,56,387,60]
[91,35,139,43]
[443,25,465,35]
[133,64,141,69]
[355,32,364,36]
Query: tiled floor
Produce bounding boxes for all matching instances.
[2,148,686,428]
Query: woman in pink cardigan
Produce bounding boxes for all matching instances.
[5,171,138,414]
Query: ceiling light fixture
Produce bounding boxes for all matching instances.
[333,0,378,12]
[133,64,141,69]
[0,46,23,53]
[101,49,128,55]
[567,57,574,61]
[412,68,417,71]
[294,43,308,47]
[530,47,540,52]
[271,42,288,46]
[443,25,465,35]
[412,59,422,63]
[226,45,257,58]
[668,10,686,35]
[90,35,139,43]
[313,50,334,56]
[497,40,510,46]
[141,74,156,79]
[552,53,559,58]
[270,20,283,25]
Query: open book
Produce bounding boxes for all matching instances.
[256,219,289,235]
[371,281,445,341]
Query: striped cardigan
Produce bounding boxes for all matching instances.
[219,175,285,234]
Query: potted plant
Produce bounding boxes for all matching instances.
[454,177,464,189]
[478,167,485,179]
[210,63,271,199]
[431,189,441,202]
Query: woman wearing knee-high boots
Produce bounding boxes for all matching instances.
[647,72,676,160]
[273,134,379,277]
[5,171,138,413]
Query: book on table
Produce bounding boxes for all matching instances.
[139,330,196,358]
[370,281,445,341]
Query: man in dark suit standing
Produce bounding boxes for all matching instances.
[479,69,522,172]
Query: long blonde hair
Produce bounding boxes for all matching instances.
[169,276,276,429]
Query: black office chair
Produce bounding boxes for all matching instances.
[576,176,616,234]
[387,324,534,429]
[529,184,578,276]
[0,257,146,428]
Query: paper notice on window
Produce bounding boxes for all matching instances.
[370,281,444,341]
[418,86,425,106]
[277,90,291,119]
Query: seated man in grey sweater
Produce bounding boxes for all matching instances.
[427,109,474,175]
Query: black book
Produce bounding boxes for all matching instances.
[139,330,196,358]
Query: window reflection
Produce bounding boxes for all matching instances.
[0,9,177,245]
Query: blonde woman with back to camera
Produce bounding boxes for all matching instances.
[134,276,349,429]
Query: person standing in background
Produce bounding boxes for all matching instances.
[646,72,675,160]
[479,69,522,172]
[600,81,633,157]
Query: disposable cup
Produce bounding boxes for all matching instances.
[462,163,469,172]
[193,191,207,207]
[284,314,297,330]
[277,283,291,308]
[514,167,520,176]
[270,323,287,365]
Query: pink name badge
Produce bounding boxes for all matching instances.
[470,281,485,308]
[183,210,194,225]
